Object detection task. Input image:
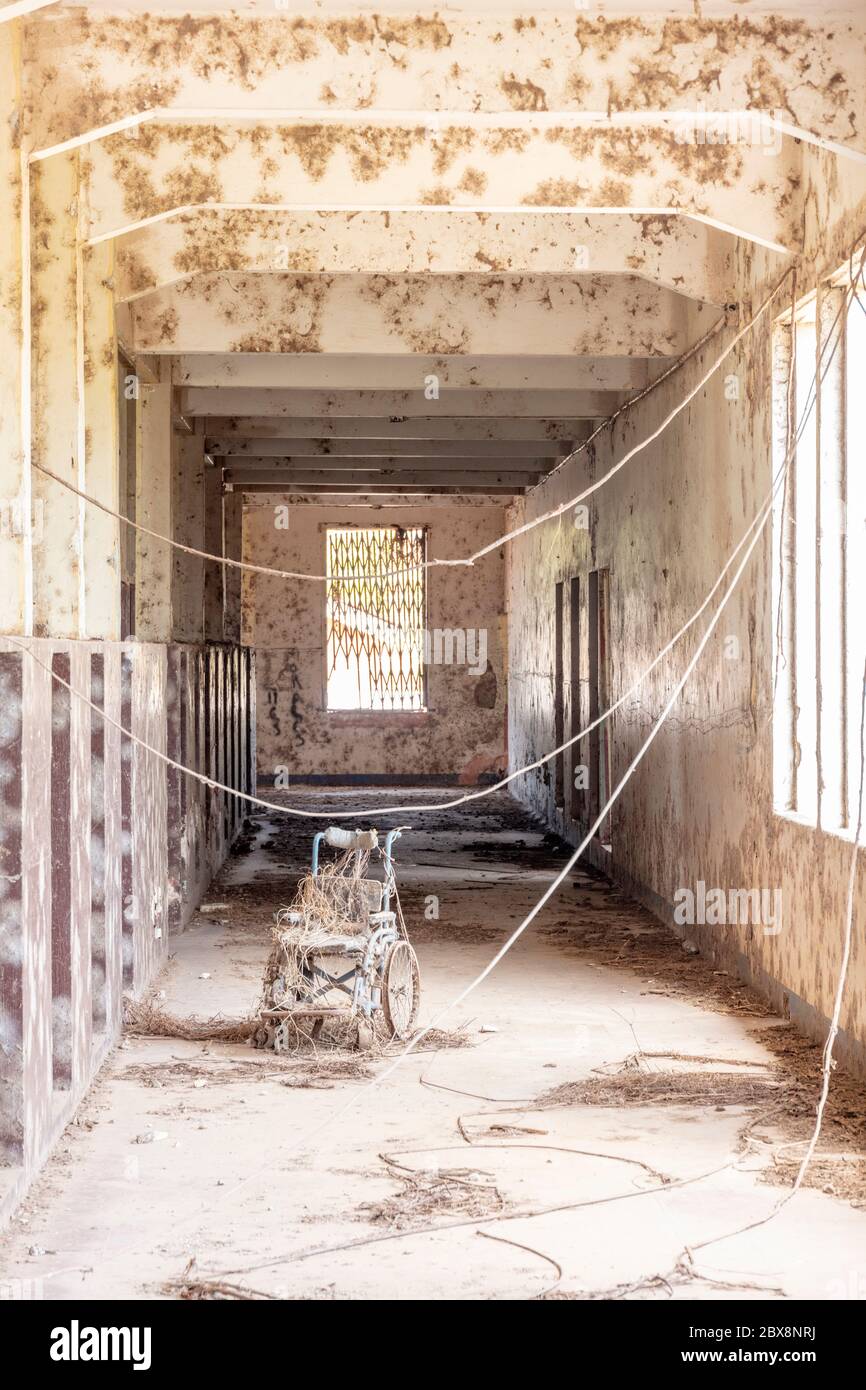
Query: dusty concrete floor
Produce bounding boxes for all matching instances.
[3,789,866,1301]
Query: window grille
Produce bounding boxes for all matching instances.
[771,265,866,836]
[326,526,426,711]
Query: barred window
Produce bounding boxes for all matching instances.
[772,263,866,836]
[326,526,426,711]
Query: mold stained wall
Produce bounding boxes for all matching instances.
[0,637,252,1216]
[506,175,866,1072]
[242,500,507,782]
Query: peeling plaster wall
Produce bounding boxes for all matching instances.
[506,195,866,1074]
[0,637,253,1222]
[0,25,25,635]
[242,499,507,783]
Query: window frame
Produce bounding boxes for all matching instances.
[323,522,429,715]
[771,264,865,839]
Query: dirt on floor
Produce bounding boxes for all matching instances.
[3,788,866,1299]
[745,1027,866,1207]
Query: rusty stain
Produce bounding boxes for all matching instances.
[500,75,548,112]
[459,167,488,197]
[522,178,588,208]
[419,185,454,206]
[483,128,532,157]
[153,305,179,343]
[431,126,474,176]
[277,122,426,183]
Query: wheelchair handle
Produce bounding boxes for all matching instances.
[311,826,385,878]
[381,828,407,912]
[310,827,408,913]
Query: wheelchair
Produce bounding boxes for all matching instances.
[259,827,420,1052]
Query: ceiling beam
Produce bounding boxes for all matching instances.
[1,0,60,22]
[231,483,524,496]
[181,388,627,419]
[133,273,698,357]
[221,457,548,473]
[113,210,736,306]
[87,121,800,253]
[224,468,540,487]
[202,416,597,443]
[33,13,864,167]
[221,458,551,474]
[176,355,655,392]
[207,437,571,460]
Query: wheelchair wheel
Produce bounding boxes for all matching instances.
[381,941,420,1040]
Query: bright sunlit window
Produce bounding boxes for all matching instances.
[326,526,426,711]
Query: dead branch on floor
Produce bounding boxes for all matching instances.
[447,1127,673,1185]
[419,1027,475,1050]
[358,1154,506,1230]
[594,1049,773,1073]
[123,997,258,1043]
[419,1075,534,1105]
[123,994,473,1058]
[117,1054,376,1086]
[476,1229,562,1299]
[542,1273,674,1301]
[166,1259,279,1300]
[262,1010,477,1057]
[536,1068,780,1110]
[540,1256,786,1301]
[168,1277,279,1300]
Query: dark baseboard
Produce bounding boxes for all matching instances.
[257,772,502,788]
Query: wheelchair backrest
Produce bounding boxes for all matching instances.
[322,876,384,925]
